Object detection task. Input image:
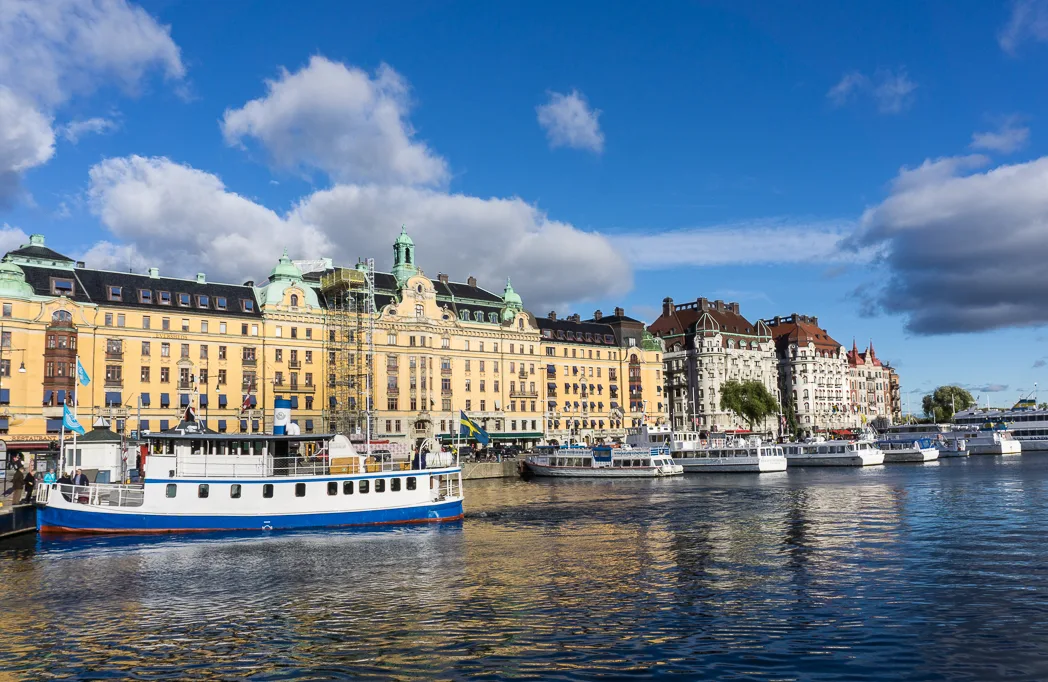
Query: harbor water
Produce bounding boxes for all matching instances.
[4,456,1048,680]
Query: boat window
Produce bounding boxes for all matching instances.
[230,484,241,499]
[295,483,306,497]
[263,484,273,498]
[343,480,354,494]
[391,478,401,492]
[359,480,370,494]
[198,484,209,498]
[407,477,416,490]
[375,479,386,493]
[327,481,338,496]
[166,484,177,498]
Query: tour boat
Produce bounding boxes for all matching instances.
[879,423,968,457]
[782,437,884,467]
[876,439,940,463]
[954,400,1048,452]
[955,423,1022,455]
[521,445,683,478]
[36,426,464,533]
[672,436,787,473]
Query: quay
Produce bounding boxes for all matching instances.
[0,504,36,540]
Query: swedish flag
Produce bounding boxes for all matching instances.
[459,410,490,445]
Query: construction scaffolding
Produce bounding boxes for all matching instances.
[321,259,376,440]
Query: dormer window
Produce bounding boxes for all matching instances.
[556,330,565,340]
[460,310,469,321]
[158,291,171,305]
[604,335,615,344]
[474,311,483,322]
[542,329,552,338]
[566,332,574,341]
[177,293,191,307]
[488,313,498,323]
[197,295,209,308]
[50,278,74,296]
[290,294,299,307]
[139,289,152,303]
[242,299,254,312]
[215,296,227,310]
[107,286,122,302]
[585,333,593,342]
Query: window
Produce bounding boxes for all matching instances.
[108,285,122,301]
[159,291,171,305]
[263,484,274,498]
[230,484,241,499]
[166,484,177,498]
[176,293,190,306]
[407,477,417,490]
[141,366,150,382]
[327,481,338,496]
[197,295,209,308]
[160,367,170,383]
[51,278,74,295]
[105,313,113,326]
[1,303,9,317]
[182,318,190,332]
[291,327,298,339]
[242,299,254,312]
[343,481,354,495]
[139,289,152,304]
[359,479,370,494]
[305,350,312,364]
[201,321,208,333]
[198,484,210,498]
[375,479,386,493]
[216,296,227,310]
[391,478,401,492]
[275,349,283,362]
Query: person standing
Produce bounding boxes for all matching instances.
[73,468,89,487]
[57,470,73,502]
[22,469,35,502]
[43,469,56,485]
[10,467,24,505]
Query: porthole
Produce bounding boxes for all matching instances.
[166,484,177,498]
[295,483,306,497]
[198,484,209,498]
[406,477,417,490]
[391,478,401,492]
[230,484,242,499]
[359,480,370,494]
[327,481,338,496]
[375,479,386,493]
[263,484,274,498]
[343,480,354,494]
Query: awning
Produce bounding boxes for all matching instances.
[0,388,9,404]
[160,420,170,431]
[104,391,120,406]
[140,419,150,431]
[251,419,260,431]
[160,393,170,406]
[250,396,257,407]
[218,394,228,407]
[240,419,248,431]
[180,394,190,406]
[57,390,67,405]
[200,394,209,406]
[273,394,283,401]
[547,383,556,389]
[290,396,299,408]
[141,393,151,406]
[46,418,62,432]
[438,432,543,442]
[0,417,9,429]
[43,389,53,405]
[218,419,227,431]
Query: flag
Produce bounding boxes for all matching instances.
[459,410,490,445]
[241,393,252,413]
[183,405,196,423]
[63,404,85,435]
[76,357,90,386]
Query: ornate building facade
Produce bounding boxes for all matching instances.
[846,341,896,426]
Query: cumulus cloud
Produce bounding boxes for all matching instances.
[536,90,604,153]
[221,56,447,186]
[827,69,917,114]
[971,116,1030,153]
[851,154,1048,334]
[60,116,120,143]
[0,223,31,253]
[86,155,628,310]
[999,0,1048,54]
[0,87,55,206]
[613,219,871,269]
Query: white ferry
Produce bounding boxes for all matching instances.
[521,444,683,478]
[876,439,940,463]
[954,400,1048,452]
[954,424,1022,455]
[673,436,787,473]
[36,427,463,533]
[880,424,968,457]
[782,437,884,467]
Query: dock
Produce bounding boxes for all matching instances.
[0,504,36,540]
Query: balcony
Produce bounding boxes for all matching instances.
[105,351,123,361]
[387,363,398,372]
[387,387,400,396]
[511,389,539,398]
[441,367,452,375]
[242,357,257,367]
[441,388,453,396]
[284,384,316,394]
[178,381,193,390]
[104,377,123,388]
[289,360,302,370]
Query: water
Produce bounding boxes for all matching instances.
[4,457,1048,680]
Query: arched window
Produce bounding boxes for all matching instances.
[52,310,72,323]
[460,310,469,321]
[406,247,412,264]
[290,294,299,307]
[518,318,524,330]
[803,390,809,399]
[488,312,498,323]
[474,311,484,322]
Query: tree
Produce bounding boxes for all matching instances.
[921,385,975,423]
[783,396,800,437]
[720,380,781,432]
[1039,402,1048,410]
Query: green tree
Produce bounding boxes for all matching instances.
[1039,402,1048,410]
[783,396,800,437]
[719,380,781,432]
[921,385,975,423]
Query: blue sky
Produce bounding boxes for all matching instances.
[3,0,1048,411]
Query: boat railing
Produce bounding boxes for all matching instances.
[42,482,146,508]
[173,456,444,479]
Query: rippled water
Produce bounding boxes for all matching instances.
[4,456,1048,680]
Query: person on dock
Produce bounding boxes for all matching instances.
[10,467,24,505]
[42,469,55,486]
[22,469,35,502]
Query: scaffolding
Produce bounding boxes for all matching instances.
[321,259,376,441]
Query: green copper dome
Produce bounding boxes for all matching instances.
[502,278,522,307]
[394,224,414,247]
[392,225,419,284]
[0,259,33,297]
[269,249,303,281]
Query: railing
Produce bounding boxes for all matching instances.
[242,357,257,366]
[41,483,145,507]
[510,389,539,398]
[105,352,123,361]
[289,360,302,369]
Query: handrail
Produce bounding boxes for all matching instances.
[45,482,146,508]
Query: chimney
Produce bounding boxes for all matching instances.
[438,273,449,284]
[467,275,477,287]
[614,306,624,317]
[593,309,602,321]
[698,297,709,311]
[196,273,206,284]
[149,267,159,278]
[548,311,557,320]
[811,316,818,327]
[729,302,739,313]
[713,299,724,310]
[662,297,673,316]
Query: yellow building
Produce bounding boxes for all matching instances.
[0,229,665,462]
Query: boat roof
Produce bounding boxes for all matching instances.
[144,432,337,441]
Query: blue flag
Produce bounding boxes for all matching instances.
[63,404,85,435]
[76,357,90,386]
[459,410,490,445]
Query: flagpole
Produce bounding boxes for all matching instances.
[72,353,79,471]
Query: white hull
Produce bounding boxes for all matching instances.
[786,452,884,467]
[936,448,968,458]
[883,448,939,463]
[1016,438,1048,452]
[968,442,1023,455]
[678,457,787,473]
[523,461,681,478]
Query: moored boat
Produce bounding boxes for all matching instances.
[879,423,968,457]
[673,436,787,473]
[36,427,463,533]
[783,437,884,467]
[956,423,1022,455]
[521,444,683,478]
[877,439,939,463]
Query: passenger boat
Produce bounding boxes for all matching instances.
[782,437,884,467]
[35,426,464,533]
[521,444,683,478]
[876,439,940,463]
[954,400,1048,452]
[673,436,787,473]
[879,424,968,457]
[955,423,1022,455]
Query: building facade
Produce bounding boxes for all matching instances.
[846,341,895,426]
[648,297,778,433]
[764,313,855,435]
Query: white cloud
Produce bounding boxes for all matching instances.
[613,220,869,269]
[59,116,120,143]
[0,223,31,253]
[851,154,1048,334]
[0,87,55,206]
[221,56,447,186]
[999,0,1048,54]
[827,69,917,114]
[536,90,604,154]
[971,116,1030,153]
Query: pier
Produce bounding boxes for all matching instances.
[0,504,36,540]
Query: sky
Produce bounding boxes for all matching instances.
[2,0,1048,412]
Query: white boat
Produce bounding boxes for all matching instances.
[782,437,884,467]
[521,445,683,478]
[36,426,464,533]
[673,436,787,473]
[954,400,1048,452]
[877,439,940,463]
[955,424,1022,455]
[880,423,968,457]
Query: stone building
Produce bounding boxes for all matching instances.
[763,313,855,435]
[648,297,778,433]
[846,341,894,426]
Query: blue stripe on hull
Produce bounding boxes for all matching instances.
[38,500,464,534]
